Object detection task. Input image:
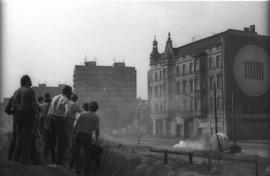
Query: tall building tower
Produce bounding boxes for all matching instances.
[73,61,137,129]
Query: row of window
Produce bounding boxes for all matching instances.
[149,85,166,99]
[175,55,221,76]
[152,102,167,113]
[244,61,264,80]
[209,74,223,90]
[149,68,167,82]
[175,45,221,62]
[175,74,222,95]
[176,96,223,112]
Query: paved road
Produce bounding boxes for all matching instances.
[105,135,270,158]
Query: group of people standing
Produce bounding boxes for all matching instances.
[5,75,101,176]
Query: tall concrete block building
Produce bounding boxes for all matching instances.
[148,25,270,139]
[73,61,137,130]
[32,84,66,99]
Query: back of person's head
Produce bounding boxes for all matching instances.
[70,94,78,102]
[44,93,51,103]
[62,85,72,97]
[38,96,43,103]
[82,102,89,111]
[89,101,99,112]
[20,75,32,87]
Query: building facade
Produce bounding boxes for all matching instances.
[73,61,137,130]
[32,84,66,99]
[148,25,270,139]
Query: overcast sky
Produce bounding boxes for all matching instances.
[1,0,269,100]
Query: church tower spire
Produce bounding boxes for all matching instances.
[150,35,160,65]
[165,32,174,57]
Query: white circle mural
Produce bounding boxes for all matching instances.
[233,45,270,97]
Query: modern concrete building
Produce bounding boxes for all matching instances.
[32,84,66,99]
[148,25,270,139]
[73,61,137,129]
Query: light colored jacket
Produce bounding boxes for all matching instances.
[48,94,69,117]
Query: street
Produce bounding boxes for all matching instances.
[105,135,270,158]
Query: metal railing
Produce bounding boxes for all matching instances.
[150,148,259,176]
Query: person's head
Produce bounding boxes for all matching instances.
[82,102,89,111]
[37,96,44,103]
[89,101,99,113]
[62,85,72,98]
[70,94,78,102]
[20,75,32,87]
[44,93,51,103]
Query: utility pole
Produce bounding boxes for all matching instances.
[232,92,236,145]
[137,109,140,145]
[214,83,218,133]
[214,83,222,152]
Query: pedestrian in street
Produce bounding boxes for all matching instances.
[47,85,72,165]
[72,101,100,176]
[12,75,40,164]
[5,96,17,160]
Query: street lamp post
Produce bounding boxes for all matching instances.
[137,109,140,144]
[137,100,143,145]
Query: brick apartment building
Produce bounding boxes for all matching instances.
[148,25,270,139]
[73,61,137,129]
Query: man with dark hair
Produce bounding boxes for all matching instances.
[48,85,72,165]
[73,101,100,175]
[12,75,39,164]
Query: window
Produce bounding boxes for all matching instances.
[209,97,213,111]
[176,82,180,94]
[183,81,187,94]
[176,65,180,76]
[189,62,193,73]
[160,70,162,81]
[182,64,186,75]
[245,61,264,80]
[163,85,166,95]
[208,57,213,69]
[195,79,199,90]
[155,72,158,81]
[196,100,200,110]
[190,98,193,111]
[155,86,158,97]
[217,74,223,89]
[190,80,193,93]
[160,85,163,97]
[209,76,214,90]
[163,68,167,80]
[183,99,187,111]
[218,97,223,109]
[195,60,199,71]
[156,103,158,113]
[149,87,152,99]
[216,55,221,68]
[160,103,163,112]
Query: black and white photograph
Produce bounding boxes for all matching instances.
[0,1,269,176]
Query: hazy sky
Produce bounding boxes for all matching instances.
[1,0,269,100]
